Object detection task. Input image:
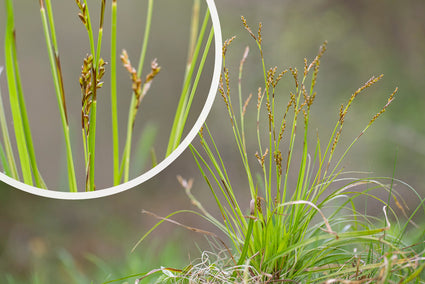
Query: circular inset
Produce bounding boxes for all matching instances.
[0,0,222,199]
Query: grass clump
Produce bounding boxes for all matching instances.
[131,17,425,283]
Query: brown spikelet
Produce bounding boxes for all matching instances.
[339,104,344,123]
[239,46,249,89]
[302,108,308,123]
[121,49,142,100]
[307,41,327,73]
[290,92,296,107]
[256,196,263,215]
[225,68,230,99]
[78,13,86,25]
[274,150,283,175]
[352,74,384,103]
[80,54,94,131]
[145,58,161,84]
[266,96,273,133]
[278,97,286,142]
[223,36,236,57]
[286,150,291,172]
[278,119,287,143]
[302,84,308,104]
[139,59,161,106]
[262,149,269,165]
[309,92,317,107]
[96,58,107,91]
[240,46,250,70]
[368,87,397,125]
[219,66,234,126]
[79,54,107,134]
[290,67,299,89]
[330,129,342,159]
[75,0,88,27]
[297,100,307,115]
[79,53,107,136]
[219,74,229,109]
[267,67,277,89]
[273,69,288,88]
[258,22,262,45]
[338,74,384,128]
[199,126,204,145]
[255,149,269,167]
[311,61,321,91]
[241,16,256,41]
[242,93,253,117]
[257,87,262,110]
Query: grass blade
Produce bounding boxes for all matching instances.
[39,0,77,191]
[165,5,211,156]
[10,30,46,189]
[5,0,33,185]
[0,66,18,179]
[110,0,119,185]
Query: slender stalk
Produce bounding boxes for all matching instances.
[187,0,200,65]
[120,76,140,181]
[81,0,96,56]
[110,0,119,185]
[95,0,105,64]
[136,0,153,78]
[179,28,214,139]
[88,97,97,191]
[121,0,154,183]
[88,0,106,191]
[39,0,77,191]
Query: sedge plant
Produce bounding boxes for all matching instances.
[131,17,425,283]
[1,0,213,191]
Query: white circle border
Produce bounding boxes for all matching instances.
[1,0,222,200]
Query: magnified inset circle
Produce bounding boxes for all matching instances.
[0,0,222,199]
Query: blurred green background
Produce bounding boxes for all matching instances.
[1,0,425,282]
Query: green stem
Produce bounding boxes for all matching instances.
[110,0,119,185]
[88,99,97,191]
[82,0,96,57]
[187,0,200,64]
[166,8,210,156]
[40,0,77,191]
[121,0,154,183]
[136,0,153,77]
[95,0,105,64]
[179,28,214,140]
